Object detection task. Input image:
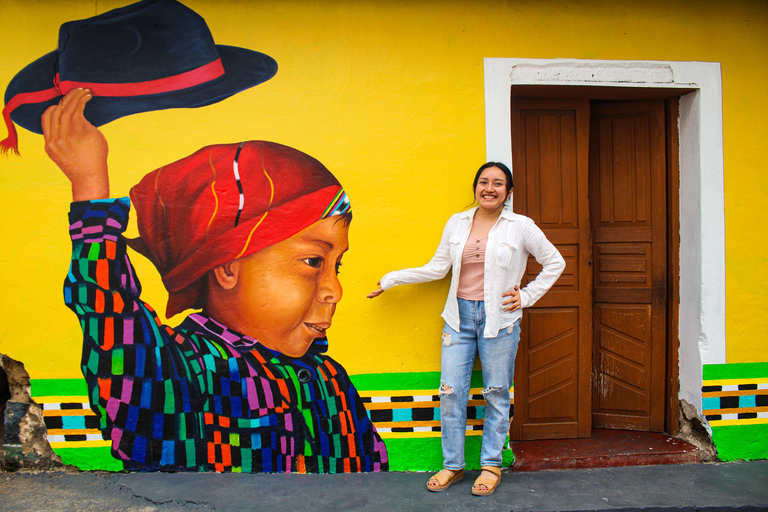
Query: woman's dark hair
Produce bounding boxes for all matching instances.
[473,162,513,198]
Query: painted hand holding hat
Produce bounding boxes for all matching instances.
[2,0,277,155]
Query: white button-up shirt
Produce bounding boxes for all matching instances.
[380,206,565,338]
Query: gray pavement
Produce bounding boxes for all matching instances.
[1,461,767,512]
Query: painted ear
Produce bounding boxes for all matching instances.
[212,261,240,291]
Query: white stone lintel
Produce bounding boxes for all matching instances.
[510,61,675,84]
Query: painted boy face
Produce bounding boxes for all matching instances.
[229,216,349,358]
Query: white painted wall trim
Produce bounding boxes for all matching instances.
[484,58,724,419]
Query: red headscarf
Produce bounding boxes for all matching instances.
[127,141,350,317]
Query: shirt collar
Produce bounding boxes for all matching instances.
[459,205,516,220]
[500,206,516,220]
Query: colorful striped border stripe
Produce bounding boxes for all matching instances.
[702,376,768,427]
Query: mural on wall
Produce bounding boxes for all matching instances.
[2,0,388,473]
[3,0,768,474]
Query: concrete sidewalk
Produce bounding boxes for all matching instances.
[1,461,767,512]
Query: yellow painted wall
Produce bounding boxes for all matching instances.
[1,0,767,381]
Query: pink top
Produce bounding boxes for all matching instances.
[457,234,487,300]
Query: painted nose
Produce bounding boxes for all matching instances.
[317,268,343,303]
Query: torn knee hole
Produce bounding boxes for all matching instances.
[441,331,452,346]
[439,383,455,395]
[482,385,502,397]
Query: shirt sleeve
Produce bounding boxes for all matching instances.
[519,219,566,308]
[379,215,455,290]
[65,198,202,470]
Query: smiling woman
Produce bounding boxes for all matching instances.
[43,89,386,474]
[369,161,563,495]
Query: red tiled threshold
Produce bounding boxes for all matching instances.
[510,429,701,471]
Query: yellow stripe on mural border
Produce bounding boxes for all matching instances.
[378,430,484,439]
[373,419,485,429]
[708,418,768,427]
[358,387,513,398]
[703,378,768,386]
[49,440,111,449]
[358,389,438,398]
[375,421,440,428]
[35,396,90,404]
[365,398,510,410]
[47,429,102,436]
[365,401,439,410]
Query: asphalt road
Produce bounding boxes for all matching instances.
[1,461,767,512]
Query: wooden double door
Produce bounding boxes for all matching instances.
[509,98,673,440]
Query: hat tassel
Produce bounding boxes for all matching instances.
[1,105,20,156]
[2,87,62,156]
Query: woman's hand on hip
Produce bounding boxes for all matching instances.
[367,281,385,299]
[502,285,521,312]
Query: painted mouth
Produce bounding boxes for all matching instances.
[305,322,329,336]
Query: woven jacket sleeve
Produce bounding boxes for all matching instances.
[65,198,202,470]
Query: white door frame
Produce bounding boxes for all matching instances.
[484,58,724,425]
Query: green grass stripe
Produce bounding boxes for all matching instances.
[385,436,514,472]
[30,379,89,397]
[52,438,516,472]
[351,371,485,391]
[33,371,507,397]
[703,362,768,380]
[52,446,123,471]
[711,423,768,462]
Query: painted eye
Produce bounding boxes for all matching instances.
[303,257,323,268]
[335,261,343,275]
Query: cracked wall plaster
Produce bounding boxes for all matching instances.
[0,354,63,471]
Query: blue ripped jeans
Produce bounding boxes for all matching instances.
[439,298,520,470]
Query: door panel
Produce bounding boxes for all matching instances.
[509,98,669,440]
[510,99,592,440]
[522,307,579,439]
[589,101,667,432]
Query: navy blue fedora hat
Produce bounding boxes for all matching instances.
[2,0,278,154]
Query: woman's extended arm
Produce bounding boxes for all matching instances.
[368,216,456,298]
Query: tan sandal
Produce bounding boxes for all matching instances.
[426,468,464,492]
[471,465,501,496]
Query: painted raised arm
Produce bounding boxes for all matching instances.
[41,88,109,201]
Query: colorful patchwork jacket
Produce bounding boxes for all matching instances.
[65,198,388,473]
